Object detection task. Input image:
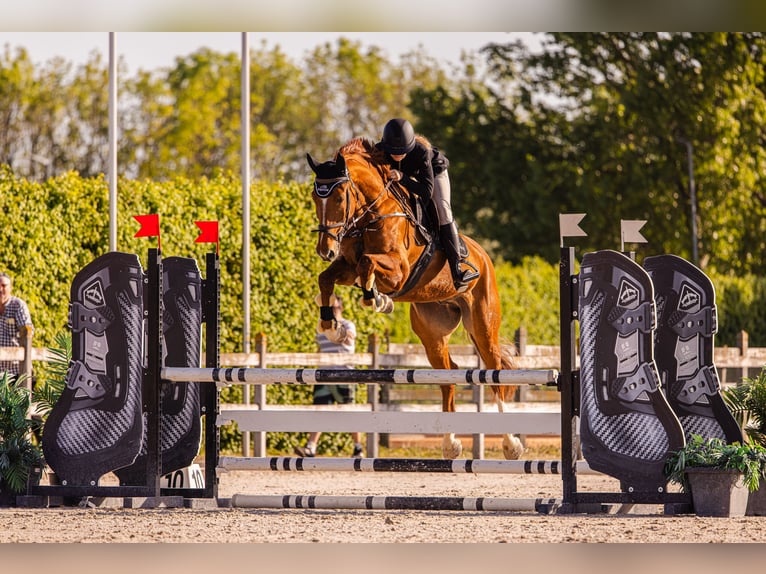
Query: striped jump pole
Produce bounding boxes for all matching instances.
[219,456,597,475]
[230,493,562,512]
[162,367,558,387]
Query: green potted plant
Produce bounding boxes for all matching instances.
[31,331,70,488]
[665,434,766,517]
[723,366,766,515]
[0,371,45,506]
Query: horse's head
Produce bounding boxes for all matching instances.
[307,151,353,261]
[308,139,393,262]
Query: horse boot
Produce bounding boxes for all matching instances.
[42,252,145,486]
[115,256,203,486]
[439,221,479,292]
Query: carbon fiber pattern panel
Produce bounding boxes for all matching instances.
[55,291,143,455]
[580,291,669,462]
[644,254,744,444]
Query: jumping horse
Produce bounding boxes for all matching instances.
[307,137,522,460]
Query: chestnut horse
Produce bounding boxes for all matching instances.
[307,138,522,460]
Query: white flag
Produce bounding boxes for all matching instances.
[621,220,648,246]
[559,213,587,247]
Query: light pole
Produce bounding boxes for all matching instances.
[677,137,699,265]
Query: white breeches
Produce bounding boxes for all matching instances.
[433,170,453,225]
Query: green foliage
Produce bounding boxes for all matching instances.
[31,331,71,423]
[414,33,766,275]
[5,165,766,354]
[0,372,44,493]
[7,33,766,278]
[711,271,766,346]
[665,434,766,493]
[723,367,766,447]
[495,257,560,345]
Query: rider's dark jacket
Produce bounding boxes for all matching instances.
[375,140,449,200]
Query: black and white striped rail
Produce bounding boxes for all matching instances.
[230,493,562,512]
[161,367,558,387]
[219,456,596,475]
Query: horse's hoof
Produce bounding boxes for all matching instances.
[502,435,524,460]
[373,295,394,314]
[442,437,463,460]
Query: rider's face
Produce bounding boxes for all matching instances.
[390,153,406,161]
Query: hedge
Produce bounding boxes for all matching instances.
[3,167,765,453]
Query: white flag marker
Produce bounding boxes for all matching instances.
[559,213,587,247]
[620,219,647,251]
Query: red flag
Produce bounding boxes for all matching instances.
[133,214,161,250]
[134,214,160,237]
[194,220,218,244]
[195,220,219,254]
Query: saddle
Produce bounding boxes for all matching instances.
[379,185,468,299]
[405,190,433,246]
[396,186,468,257]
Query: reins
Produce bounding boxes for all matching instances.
[312,169,414,243]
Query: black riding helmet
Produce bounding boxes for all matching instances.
[381,118,416,155]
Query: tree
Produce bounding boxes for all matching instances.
[301,38,448,162]
[474,32,766,273]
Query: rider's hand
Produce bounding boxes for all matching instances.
[389,169,403,182]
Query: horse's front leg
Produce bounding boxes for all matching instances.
[317,260,356,341]
[357,253,406,314]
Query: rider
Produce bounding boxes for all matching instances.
[376,118,479,292]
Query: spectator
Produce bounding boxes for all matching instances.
[294,295,364,458]
[0,272,34,379]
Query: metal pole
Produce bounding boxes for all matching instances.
[241,32,251,354]
[241,32,255,457]
[108,32,118,251]
[677,137,699,265]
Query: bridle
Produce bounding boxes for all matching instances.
[312,168,410,244]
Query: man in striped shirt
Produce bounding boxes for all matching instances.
[294,295,364,458]
[0,272,34,379]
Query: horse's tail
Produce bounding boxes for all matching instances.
[490,344,518,404]
[500,342,518,370]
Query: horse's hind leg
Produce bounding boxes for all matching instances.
[493,386,524,459]
[410,301,464,459]
[461,280,524,460]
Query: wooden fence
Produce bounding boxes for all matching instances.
[4,327,764,403]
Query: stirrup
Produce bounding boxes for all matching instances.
[453,262,480,292]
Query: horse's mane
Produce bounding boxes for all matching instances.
[336,137,391,182]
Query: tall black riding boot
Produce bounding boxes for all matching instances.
[439,222,479,292]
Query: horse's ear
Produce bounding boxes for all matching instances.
[336,153,346,172]
[306,153,319,174]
